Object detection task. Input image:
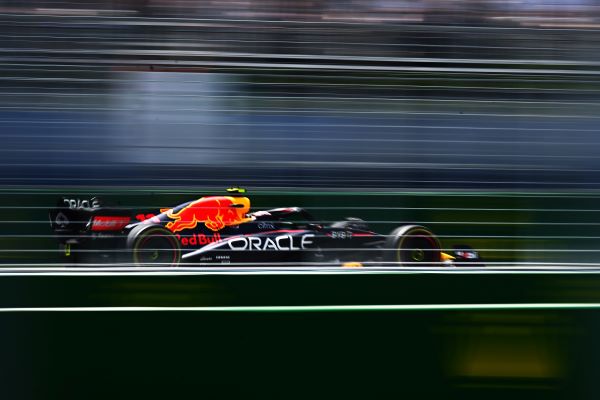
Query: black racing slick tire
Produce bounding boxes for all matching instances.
[384,225,442,267]
[126,224,181,267]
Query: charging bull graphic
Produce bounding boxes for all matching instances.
[163,196,253,233]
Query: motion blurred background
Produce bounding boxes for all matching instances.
[2,0,600,188]
[4,2,600,399]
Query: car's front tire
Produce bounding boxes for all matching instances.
[126,224,181,267]
[384,225,441,266]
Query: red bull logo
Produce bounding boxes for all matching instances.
[163,196,252,233]
[176,232,222,246]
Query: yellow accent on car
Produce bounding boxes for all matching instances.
[441,252,455,261]
[342,262,363,268]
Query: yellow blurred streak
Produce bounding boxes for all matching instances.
[442,313,569,380]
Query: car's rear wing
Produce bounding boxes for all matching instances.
[49,196,132,238]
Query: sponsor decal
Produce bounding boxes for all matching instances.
[227,234,315,251]
[176,232,222,247]
[455,250,478,259]
[63,198,101,210]
[164,196,253,233]
[329,231,352,239]
[90,216,131,231]
[258,222,276,230]
[215,255,231,264]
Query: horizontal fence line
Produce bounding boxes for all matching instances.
[8,206,600,212]
[6,47,600,67]
[0,178,600,186]
[2,110,599,118]
[0,107,596,114]
[1,86,598,93]
[0,93,598,105]
[2,177,600,185]
[4,249,600,253]
[2,85,600,92]
[4,20,600,36]
[11,220,600,225]
[5,13,600,31]
[5,143,600,150]
[4,91,599,97]
[3,56,599,75]
[3,263,600,270]
[0,155,599,165]
[0,106,593,115]
[0,247,598,251]
[2,33,596,51]
[3,69,599,84]
[2,106,600,113]
[2,303,600,312]
[6,189,600,197]
[4,39,591,53]
[4,234,600,240]
[3,234,600,239]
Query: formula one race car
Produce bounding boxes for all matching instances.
[49,188,483,267]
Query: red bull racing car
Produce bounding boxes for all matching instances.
[49,188,483,267]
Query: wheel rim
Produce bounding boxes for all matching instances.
[397,229,440,266]
[410,248,425,262]
[134,233,179,266]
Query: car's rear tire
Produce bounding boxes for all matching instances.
[127,224,181,267]
[384,225,441,266]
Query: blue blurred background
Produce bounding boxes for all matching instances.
[2,0,600,188]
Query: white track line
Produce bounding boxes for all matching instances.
[0,303,600,312]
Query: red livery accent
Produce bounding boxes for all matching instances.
[176,232,222,246]
[135,213,157,222]
[165,196,253,233]
[91,216,131,231]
